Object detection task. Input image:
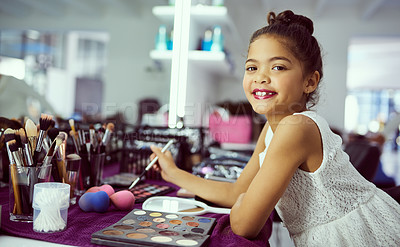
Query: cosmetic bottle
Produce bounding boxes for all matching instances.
[212,0,224,6]
[201,29,213,51]
[155,25,168,51]
[210,25,223,52]
[167,30,174,50]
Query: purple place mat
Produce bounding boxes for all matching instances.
[1,180,272,247]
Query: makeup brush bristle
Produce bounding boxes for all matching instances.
[39,114,53,131]
[55,134,65,147]
[7,139,18,152]
[69,119,76,132]
[19,128,28,144]
[106,123,115,132]
[25,119,37,138]
[47,128,60,142]
[4,128,15,143]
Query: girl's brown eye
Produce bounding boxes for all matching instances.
[246,66,257,71]
[272,66,285,71]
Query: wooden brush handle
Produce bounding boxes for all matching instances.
[10,164,22,215]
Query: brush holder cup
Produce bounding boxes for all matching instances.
[8,164,52,222]
[78,153,106,193]
[32,182,70,233]
[64,155,81,205]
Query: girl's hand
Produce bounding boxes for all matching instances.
[149,145,179,183]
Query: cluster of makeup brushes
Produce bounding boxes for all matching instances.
[4,114,68,215]
[68,119,114,157]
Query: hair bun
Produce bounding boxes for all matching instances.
[267,10,314,35]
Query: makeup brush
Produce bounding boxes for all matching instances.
[33,114,53,165]
[69,130,80,154]
[69,119,76,135]
[128,140,174,190]
[38,134,64,180]
[25,118,37,156]
[4,128,16,165]
[19,128,33,167]
[100,123,114,153]
[48,128,62,182]
[50,131,68,183]
[7,140,22,215]
[9,139,31,214]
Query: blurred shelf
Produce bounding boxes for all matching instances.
[152,5,228,24]
[150,50,233,76]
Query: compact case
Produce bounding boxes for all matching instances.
[91,209,216,247]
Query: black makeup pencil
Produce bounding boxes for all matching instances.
[33,114,53,166]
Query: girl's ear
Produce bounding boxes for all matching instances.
[304,71,320,94]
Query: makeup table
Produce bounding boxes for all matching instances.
[0,179,273,247]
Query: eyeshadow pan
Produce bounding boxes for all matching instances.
[156,223,170,229]
[151,236,173,243]
[122,219,136,224]
[170,219,183,225]
[139,221,153,227]
[182,216,194,221]
[191,228,204,234]
[153,217,166,223]
[198,218,211,223]
[183,233,205,240]
[137,216,148,221]
[126,232,148,239]
[159,230,180,236]
[173,225,187,231]
[133,210,146,215]
[137,228,156,233]
[186,222,199,227]
[176,239,199,246]
[113,225,134,230]
[149,212,162,217]
[165,214,179,219]
[102,230,124,235]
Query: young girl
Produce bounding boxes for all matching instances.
[150,10,400,246]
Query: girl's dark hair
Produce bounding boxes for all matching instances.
[249,10,323,108]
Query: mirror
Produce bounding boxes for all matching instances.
[142,196,230,216]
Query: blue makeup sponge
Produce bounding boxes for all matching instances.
[79,191,110,213]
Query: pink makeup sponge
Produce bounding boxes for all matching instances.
[86,184,115,196]
[110,190,135,211]
[79,191,110,213]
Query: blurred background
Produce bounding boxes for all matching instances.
[0,0,400,179]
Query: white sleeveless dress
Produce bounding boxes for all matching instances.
[258,111,400,246]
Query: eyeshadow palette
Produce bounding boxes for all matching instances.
[91,209,216,247]
[130,183,175,203]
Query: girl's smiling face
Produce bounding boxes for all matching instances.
[243,35,311,120]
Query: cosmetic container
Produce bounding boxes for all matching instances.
[211,25,224,52]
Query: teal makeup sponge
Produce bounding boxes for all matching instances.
[110,190,135,211]
[79,191,110,213]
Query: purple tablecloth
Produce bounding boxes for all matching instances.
[1,179,272,246]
